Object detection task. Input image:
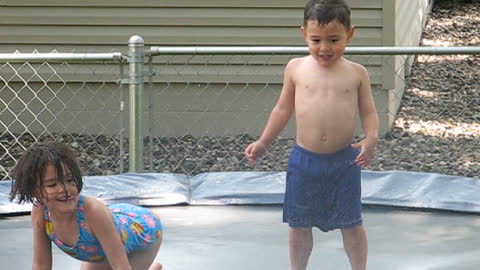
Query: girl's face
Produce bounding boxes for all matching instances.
[38,163,79,213]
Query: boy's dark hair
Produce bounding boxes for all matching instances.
[10,141,83,205]
[304,0,351,29]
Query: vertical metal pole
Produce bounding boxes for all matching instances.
[119,62,125,173]
[128,35,144,172]
[147,56,154,171]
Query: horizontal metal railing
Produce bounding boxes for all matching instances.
[0,52,124,63]
[149,46,480,56]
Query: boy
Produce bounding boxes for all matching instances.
[244,0,379,269]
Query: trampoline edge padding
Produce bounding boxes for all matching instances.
[1,170,479,215]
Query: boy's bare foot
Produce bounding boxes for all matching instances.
[148,262,163,270]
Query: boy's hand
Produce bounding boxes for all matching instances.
[244,141,267,164]
[351,137,377,168]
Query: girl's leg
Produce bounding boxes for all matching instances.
[79,259,161,270]
[341,224,367,270]
[289,227,313,270]
[80,262,112,270]
[128,234,163,270]
[80,234,162,270]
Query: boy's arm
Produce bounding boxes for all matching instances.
[358,64,379,140]
[354,64,379,167]
[84,196,132,270]
[257,58,297,146]
[245,58,297,163]
[31,204,53,270]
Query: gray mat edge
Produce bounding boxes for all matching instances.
[1,170,479,215]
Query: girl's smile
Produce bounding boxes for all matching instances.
[40,163,79,212]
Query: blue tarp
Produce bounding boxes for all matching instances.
[1,170,479,215]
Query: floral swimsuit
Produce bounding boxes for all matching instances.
[43,195,162,263]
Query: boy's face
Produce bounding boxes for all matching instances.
[301,19,354,67]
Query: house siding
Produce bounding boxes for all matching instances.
[0,0,430,137]
[385,0,434,128]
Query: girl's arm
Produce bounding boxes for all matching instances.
[31,204,53,270]
[83,196,132,270]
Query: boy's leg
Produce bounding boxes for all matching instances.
[289,227,313,270]
[340,224,367,270]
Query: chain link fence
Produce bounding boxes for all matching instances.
[1,44,478,181]
[0,51,127,180]
[375,52,479,178]
[145,46,479,178]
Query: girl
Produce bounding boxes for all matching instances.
[10,142,163,270]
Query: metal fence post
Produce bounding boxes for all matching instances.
[128,35,145,172]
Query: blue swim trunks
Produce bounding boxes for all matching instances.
[283,144,362,232]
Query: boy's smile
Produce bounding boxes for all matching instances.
[301,20,354,67]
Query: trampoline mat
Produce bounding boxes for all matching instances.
[1,170,480,269]
[1,205,480,270]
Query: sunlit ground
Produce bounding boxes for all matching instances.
[394,118,480,138]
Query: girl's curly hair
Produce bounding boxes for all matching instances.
[10,141,83,205]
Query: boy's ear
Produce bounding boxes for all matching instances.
[300,25,307,39]
[347,26,356,43]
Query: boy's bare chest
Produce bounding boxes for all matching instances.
[297,78,358,100]
[296,68,358,94]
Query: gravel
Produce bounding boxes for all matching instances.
[369,0,479,178]
[1,0,478,180]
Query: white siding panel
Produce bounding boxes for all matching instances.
[0,0,305,8]
[0,7,303,27]
[0,62,383,85]
[0,0,398,136]
[3,0,382,8]
[396,0,432,46]
[0,26,383,46]
[0,7,381,27]
[353,9,383,27]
